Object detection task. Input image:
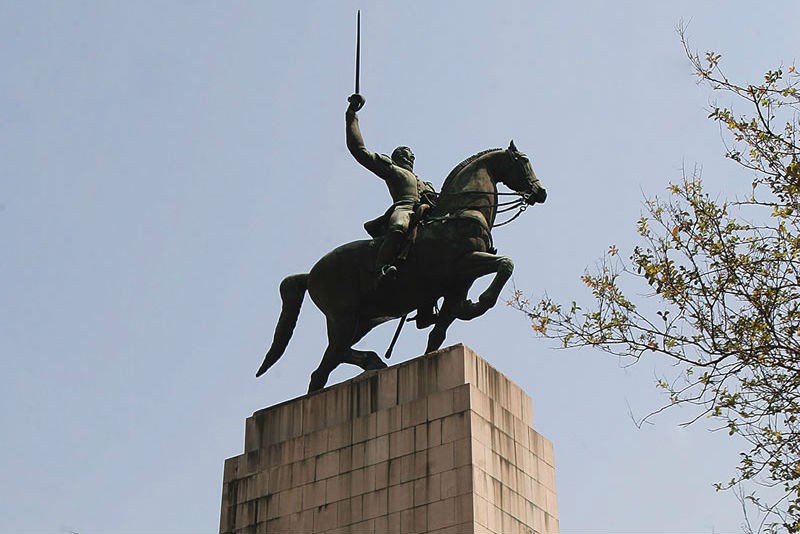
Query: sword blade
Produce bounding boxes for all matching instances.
[355,10,360,94]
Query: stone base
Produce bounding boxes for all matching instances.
[220,344,558,534]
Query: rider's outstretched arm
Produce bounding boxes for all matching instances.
[345,94,392,177]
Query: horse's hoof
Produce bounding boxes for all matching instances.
[425,332,446,353]
[455,301,479,320]
[366,352,387,370]
[307,377,326,393]
[478,294,498,309]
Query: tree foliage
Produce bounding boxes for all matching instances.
[512,32,800,533]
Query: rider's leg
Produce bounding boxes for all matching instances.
[376,229,404,277]
[375,207,412,279]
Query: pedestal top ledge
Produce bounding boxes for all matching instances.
[244,344,533,453]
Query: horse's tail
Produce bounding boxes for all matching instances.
[256,273,309,378]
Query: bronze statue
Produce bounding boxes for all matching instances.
[256,125,547,392]
[255,13,546,392]
[345,93,436,283]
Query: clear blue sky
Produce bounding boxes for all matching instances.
[2,2,799,533]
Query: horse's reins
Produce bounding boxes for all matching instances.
[426,190,534,228]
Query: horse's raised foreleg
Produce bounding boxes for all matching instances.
[425,253,513,353]
[453,252,514,320]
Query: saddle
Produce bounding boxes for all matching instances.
[363,190,438,239]
[363,198,435,262]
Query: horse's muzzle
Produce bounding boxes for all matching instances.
[527,188,547,204]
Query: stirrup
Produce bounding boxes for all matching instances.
[380,264,398,278]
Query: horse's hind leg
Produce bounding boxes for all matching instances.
[308,316,387,392]
[346,349,387,371]
[342,318,387,372]
[308,315,355,393]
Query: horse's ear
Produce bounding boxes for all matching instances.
[509,140,517,152]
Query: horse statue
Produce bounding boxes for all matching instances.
[256,140,547,392]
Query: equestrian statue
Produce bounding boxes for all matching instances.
[255,89,547,392]
[255,12,546,392]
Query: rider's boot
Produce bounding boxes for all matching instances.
[375,229,404,286]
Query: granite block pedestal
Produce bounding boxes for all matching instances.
[220,344,558,534]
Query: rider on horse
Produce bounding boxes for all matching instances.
[346,93,436,283]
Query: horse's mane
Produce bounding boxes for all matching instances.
[440,148,502,193]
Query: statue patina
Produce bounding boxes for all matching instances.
[256,94,547,392]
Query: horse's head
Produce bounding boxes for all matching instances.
[502,140,547,205]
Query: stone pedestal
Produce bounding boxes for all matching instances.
[220,344,558,534]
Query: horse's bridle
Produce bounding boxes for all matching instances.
[506,147,538,204]
[424,147,538,230]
